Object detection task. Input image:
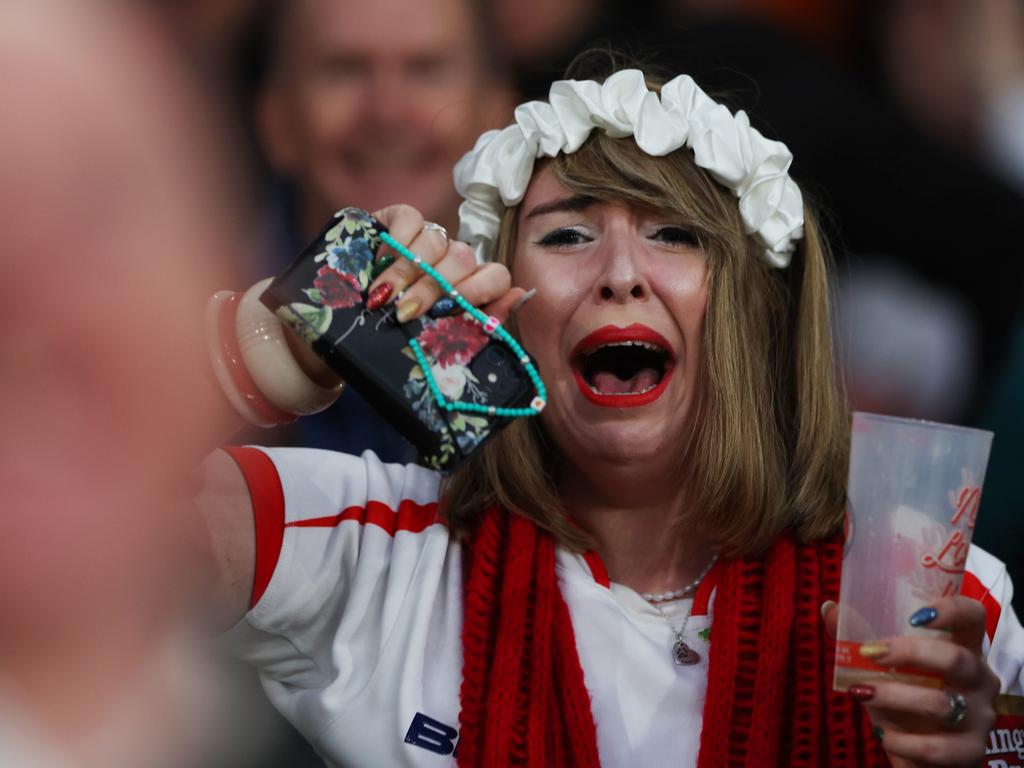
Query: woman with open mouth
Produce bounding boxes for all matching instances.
[199,64,1020,767]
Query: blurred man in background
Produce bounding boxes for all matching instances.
[250,0,512,457]
[256,0,511,240]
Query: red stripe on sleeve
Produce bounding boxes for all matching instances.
[222,447,285,610]
[284,499,440,535]
[960,570,1001,644]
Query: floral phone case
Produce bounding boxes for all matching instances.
[260,207,535,474]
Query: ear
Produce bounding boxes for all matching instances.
[257,84,300,175]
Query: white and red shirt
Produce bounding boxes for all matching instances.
[224,447,1024,768]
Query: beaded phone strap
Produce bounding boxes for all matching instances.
[378,230,546,419]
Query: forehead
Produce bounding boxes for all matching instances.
[518,165,569,215]
[517,163,674,222]
[287,0,478,58]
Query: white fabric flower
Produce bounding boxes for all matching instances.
[453,69,804,268]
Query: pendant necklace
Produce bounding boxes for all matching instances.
[652,600,701,665]
[646,553,718,666]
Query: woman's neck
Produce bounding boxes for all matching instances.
[560,463,715,596]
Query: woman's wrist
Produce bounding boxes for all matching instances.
[206,279,343,428]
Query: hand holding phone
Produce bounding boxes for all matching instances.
[260,206,538,474]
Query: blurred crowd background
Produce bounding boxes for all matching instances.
[2,0,1022,765]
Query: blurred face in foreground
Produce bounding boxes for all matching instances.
[0,1,237,762]
[512,166,709,478]
[261,0,503,235]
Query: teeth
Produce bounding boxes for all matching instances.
[588,382,659,396]
[595,341,663,353]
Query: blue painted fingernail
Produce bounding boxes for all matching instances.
[871,726,884,742]
[909,606,938,627]
[428,296,457,318]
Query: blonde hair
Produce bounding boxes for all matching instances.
[441,128,849,558]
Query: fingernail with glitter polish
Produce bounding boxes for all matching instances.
[429,296,457,318]
[366,283,393,311]
[510,287,537,313]
[370,253,395,280]
[847,684,875,702]
[858,642,888,660]
[908,606,938,627]
[396,297,421,324]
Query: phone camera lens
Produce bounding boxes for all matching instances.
[485,346,505,366]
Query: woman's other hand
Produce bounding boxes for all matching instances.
[370,204,527,324]
[822,597,1000,767]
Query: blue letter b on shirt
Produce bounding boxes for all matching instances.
[405,712,459,755]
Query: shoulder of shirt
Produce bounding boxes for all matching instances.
[965,543,1010,597]
[223,445,451,620]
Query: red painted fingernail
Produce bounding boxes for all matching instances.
[847,684,876,702]
[366,282,393,311]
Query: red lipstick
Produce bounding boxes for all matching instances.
[570,324,676,408]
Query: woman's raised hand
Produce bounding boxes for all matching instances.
[823,597,1000,767]
[369,204,527,324]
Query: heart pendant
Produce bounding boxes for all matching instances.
[673,639,700,666]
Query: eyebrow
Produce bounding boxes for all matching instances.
[524,194,595,219]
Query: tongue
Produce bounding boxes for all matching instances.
[592,367,660,395]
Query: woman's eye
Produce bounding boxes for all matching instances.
[653,226,699,247]
[536,227,590,248]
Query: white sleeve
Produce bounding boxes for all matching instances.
[220,447,444,691]
[965,545,1024,695]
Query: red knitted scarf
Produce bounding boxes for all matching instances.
[458,506,890,767]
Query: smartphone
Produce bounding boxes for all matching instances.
[260,207,536,474]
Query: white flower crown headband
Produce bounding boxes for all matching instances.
[453,69,804,268]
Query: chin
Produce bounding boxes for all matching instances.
[557,407,683,467]
[333,162,449,211]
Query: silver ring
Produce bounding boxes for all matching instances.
[421,221,449,246]
[944,691,968,727]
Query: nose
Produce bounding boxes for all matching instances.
[366,68,412,126]
[595,230,649,303]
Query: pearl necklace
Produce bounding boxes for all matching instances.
[639,552,718,604]
[643,553,719,666]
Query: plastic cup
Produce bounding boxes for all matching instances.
[834,412,993,691]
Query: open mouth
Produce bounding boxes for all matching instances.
[571,325,675,407]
